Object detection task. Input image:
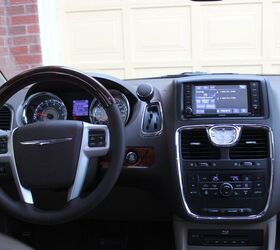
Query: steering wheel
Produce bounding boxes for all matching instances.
[0,66,125,225]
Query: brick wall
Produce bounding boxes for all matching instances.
[0,0,42,79]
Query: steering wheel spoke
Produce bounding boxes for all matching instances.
[0,129,34,204]
[67,123,110,201]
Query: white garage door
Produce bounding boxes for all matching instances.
[39,0,280,79]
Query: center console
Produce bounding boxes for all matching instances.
[173,76,274,249]
[176,125,272,219]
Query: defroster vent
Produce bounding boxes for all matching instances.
[0,106,12,130]
[180,128,220,160]
[230,127,269,159]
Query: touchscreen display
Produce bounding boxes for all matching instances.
[72,100,89,116]
[193,85,248,115]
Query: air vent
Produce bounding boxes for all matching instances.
[181,128,220,160]
[230,128,269,159]
[0,106,11,130]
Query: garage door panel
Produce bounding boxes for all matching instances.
[64,10,124,63]
[61,0,122,12]
[202,65,263,74]
[272,3,280,57]
[201,3,262,59]
[54,0,280,78]
[95,68,126,78]
[270,65,280,74]
[130,6,191,61]
[133,66,192,78]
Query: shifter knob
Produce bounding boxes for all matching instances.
[136,83,154,103]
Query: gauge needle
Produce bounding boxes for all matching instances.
[35,112,48,117]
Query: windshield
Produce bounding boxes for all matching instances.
[0,0,279,79]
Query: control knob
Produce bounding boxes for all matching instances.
[185,106,193,115]
[220,183,233,197]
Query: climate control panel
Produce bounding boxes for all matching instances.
[187,172,266,199]
[185,170,269,217]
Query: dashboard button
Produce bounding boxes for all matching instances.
[200,183,210,189]
[188,174,197,182]
[242,175,252,181]
[252,188,264,197]
[242,161,254,167]
[241,189,251,197]
[204,208,220,214]
[201,189,210,197]
[199,175,210,182]
[209,190,219,197]
[253,174,265,181]
[126,151,138,164]
[188,182,198,189]
[199,162,209,167]
[188,188,199,197]
[225,208,239,214]
[254,181,264,189]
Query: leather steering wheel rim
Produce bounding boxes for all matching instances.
[0,66,125,225]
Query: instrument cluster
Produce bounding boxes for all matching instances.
[22,89,131,125]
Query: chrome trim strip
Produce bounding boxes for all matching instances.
[140,100,163,137]
[20,138,72,146]
[8,129,33,204]
[175,124,274,221]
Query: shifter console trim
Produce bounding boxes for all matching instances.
[175,124,274,221]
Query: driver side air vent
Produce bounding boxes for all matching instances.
[0,106,11,130]
[181,128,220,160]
[230,128,269,159]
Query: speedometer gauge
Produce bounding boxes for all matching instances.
[33,99,67,123]
[90,90,130,125]
[22,92,68,124]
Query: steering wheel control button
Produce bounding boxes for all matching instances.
[88,130,106,147]
[220,183,233,197]
[0,136,8,154]
[126,151,138,165]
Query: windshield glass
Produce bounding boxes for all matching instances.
[0,0,279,79]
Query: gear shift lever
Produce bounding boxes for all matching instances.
[136,83,154,103]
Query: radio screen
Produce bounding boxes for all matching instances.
[193,85,248,115]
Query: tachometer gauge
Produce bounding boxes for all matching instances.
[22,92,68,124]
[90,90,130,125]
[33,99,67,123]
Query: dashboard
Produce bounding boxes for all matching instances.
[3,71,280,249]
